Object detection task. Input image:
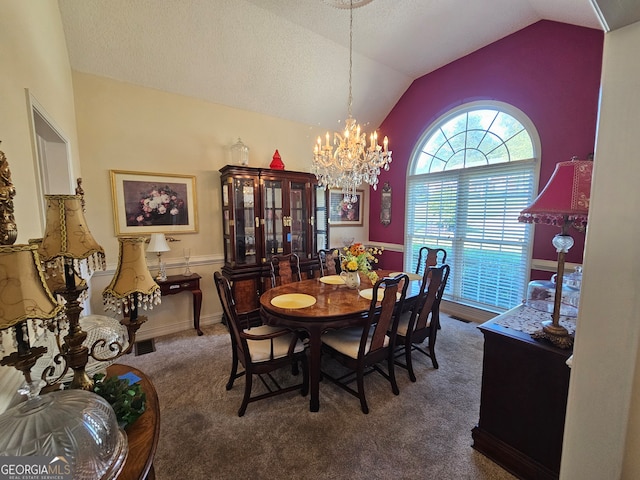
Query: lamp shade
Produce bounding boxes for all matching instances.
[518,158,593,227]
[0,244,63,330]
[103,237,161,314]
[28,238,86,293]
[146,233,170,253]
[39,194,105,270]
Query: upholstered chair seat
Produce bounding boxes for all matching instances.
[245,324,306,362]
[395,311,432,337]
[321,326,390,359]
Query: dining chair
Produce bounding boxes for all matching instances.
[321,273,409,414]
[318,248,341,276]
[415,246,447,276]
[394,264,450,381]
[270,253,302,287]
[214,271,309,416]
[414,246,448,329]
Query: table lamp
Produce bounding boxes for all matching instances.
[103,236,161,354]
[518,156,593,348]
[38,194,106,389]
[147,232,170,281]
[0,244,64,390]
[0,144,63,388]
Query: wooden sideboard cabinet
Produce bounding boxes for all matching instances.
[472,306,573,480]
[219,165,327,313]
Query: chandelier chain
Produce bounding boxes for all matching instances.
[312,0,392,205]
[348,0,353,118]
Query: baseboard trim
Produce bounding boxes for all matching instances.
[135,313,224,341]
[441,300,499,324]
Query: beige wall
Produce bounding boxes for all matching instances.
[72,71,342,263]
[561,20,640,480]
[71,72,368,338]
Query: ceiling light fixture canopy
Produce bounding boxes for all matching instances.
[312,0,392,205]
[322,0,373,8]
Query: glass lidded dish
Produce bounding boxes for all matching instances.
[526,279,580,317]
[0,388,128,479]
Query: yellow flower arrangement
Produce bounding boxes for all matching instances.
[340,243,383,283]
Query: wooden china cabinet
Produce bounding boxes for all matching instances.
[219,165,327,313]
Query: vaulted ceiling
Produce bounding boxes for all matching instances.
[58,0,607,132]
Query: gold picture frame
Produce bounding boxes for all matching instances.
[110,170,198,235]
[328,189,364,226]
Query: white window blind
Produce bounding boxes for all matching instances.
[405,105,537,312]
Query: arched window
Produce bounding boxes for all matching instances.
[405,102,539,312]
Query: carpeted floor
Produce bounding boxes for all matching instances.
[120,314,516,479]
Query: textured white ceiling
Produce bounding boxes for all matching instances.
[57,0,602,131]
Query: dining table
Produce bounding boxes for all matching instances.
[259,269,423,412]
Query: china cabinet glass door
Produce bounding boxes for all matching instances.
[289,181,307,256]
[315,187,328,251]
[222,180,232,265]
[263,179,283,259]
[233,178,258,266]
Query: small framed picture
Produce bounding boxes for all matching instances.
[328,189,364,226]
[110,170,198,235]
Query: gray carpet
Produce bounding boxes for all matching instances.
[120,315,516,480]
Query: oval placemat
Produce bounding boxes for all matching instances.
[389,272,422,281]
[270,293,317,309]
[359,288,402,301]
[319,275,345,285]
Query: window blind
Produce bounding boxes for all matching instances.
[406,160,536,311]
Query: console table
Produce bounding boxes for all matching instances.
[472,305,573,480]
[156,274,203,335]
[108,364,160,480]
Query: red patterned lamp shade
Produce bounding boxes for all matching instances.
[518,158,593,229]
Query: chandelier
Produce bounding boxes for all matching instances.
[312,0,392,205]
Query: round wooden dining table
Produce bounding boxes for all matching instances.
[259,270,422,412]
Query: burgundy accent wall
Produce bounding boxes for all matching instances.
[369,20,603,271]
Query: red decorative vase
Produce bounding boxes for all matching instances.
[270,150,285,170]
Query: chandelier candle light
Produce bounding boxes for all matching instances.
[312,0,392,205]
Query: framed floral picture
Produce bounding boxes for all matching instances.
[328,189,364,226]
[110,170,198,235]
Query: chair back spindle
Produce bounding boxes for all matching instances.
[318,249,340,276]
[270,253,301,287]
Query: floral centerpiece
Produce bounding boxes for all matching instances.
[341,243,383,283]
